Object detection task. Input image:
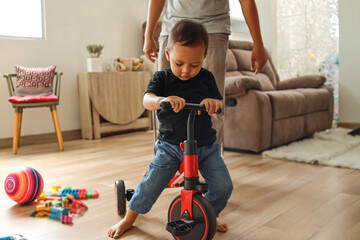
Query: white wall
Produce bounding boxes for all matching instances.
[0,0,148,139]
[339,0,360,123]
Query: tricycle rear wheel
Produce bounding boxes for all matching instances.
[115,179,126,215]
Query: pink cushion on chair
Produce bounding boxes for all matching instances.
[8,94,58,103]
[15,65,56,96]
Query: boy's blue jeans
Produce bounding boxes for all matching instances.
[128,140,233,217]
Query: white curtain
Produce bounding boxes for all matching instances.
[276,0,339,124]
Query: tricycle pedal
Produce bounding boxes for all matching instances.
[166,219,195,236]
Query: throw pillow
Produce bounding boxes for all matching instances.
[225,75,261,97]
[15,65,56,96]
[276,75,326,90]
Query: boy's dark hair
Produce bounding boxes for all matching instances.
[167,19,209,55]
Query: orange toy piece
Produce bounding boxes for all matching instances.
[51,186,61,196]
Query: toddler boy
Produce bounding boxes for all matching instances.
[107,19,233,239]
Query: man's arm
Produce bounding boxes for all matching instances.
[143,0,166,62]
[239,0,268,74]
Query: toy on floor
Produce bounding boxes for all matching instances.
[0,234,27,240]
[30,186,96,224]
[4,166,44,204]
[49,206,73,224]
[38,186,99,200]
[30,195,83,224]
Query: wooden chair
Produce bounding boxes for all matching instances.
[4,72,64,154]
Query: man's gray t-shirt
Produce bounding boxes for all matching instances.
[160,0,231,36]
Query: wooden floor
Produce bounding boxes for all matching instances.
[0,130,360,240]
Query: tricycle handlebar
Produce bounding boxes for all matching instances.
[160,101,221,114]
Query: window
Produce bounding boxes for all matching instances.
[275,0,339,124]
[229,0,245,22]
[0,0,44,39]
[229,0,249,34]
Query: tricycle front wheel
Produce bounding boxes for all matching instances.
[168,193,216,240]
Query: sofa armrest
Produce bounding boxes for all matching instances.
[277,75,326,90]
[225,75,261,97]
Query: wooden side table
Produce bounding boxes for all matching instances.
[77,71,152,139]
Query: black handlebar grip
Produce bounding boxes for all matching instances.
[216,107,222,114]
[160,101,172,110]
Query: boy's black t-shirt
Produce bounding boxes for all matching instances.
[145,68,223,147]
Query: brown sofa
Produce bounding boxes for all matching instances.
[224,41,334,152]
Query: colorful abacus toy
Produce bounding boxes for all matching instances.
[4,166,44,205]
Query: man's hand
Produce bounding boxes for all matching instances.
[143,37,158,63]
[251,44,268,74]
[143,0,165,62]
[162,96,186,113]
[238,0,267,74]
[199,98,223,116]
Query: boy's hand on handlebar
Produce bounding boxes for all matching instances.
[199,98,223,116]
[162,96,185,113]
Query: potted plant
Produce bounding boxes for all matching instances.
[86,44,104,72]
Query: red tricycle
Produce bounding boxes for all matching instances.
[115,102,220,240]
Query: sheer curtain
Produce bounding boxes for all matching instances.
[275,0,339,124]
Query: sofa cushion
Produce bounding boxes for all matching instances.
[225,71,242,78]
[305,111,332,136]
[272,116,305,146]
[266,90,307,120]
[228,40,253,51]
[229,48,278,89]
[231,49,253,71]
[229,47,278,86]
[225,49,237,72]
[294,88,332,113]
[241,71,275,91]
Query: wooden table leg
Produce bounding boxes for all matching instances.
[92,104,101,139]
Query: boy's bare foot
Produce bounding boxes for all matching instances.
[108,209,139,239]
[107,219,133,239]
[216,221,228,232]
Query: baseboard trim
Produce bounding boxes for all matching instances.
[0,129,82,149]
[338,122,360,129]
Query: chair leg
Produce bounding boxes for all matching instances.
[17,111,23,148]
[51,109,64,151]
[13,110,22,154]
